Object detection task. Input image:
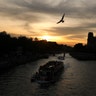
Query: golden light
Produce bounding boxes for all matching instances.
[42,35,51,41]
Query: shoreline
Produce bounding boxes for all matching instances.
[70,52,96,60]
[0,53,49,73]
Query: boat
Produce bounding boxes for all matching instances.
[58,53,65,60]
[58,56,65,60]
[31,61,64,84]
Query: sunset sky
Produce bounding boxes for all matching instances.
[0,0,96,46]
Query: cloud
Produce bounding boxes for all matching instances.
[0,0,96,42]
[65,34,86,40]
[44,20,96,39]
[45,26,88,36]
[1,0,96,22]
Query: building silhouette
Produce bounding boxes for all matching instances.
[87,32,96,48]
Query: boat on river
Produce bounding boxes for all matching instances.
[58,56,65,60]
[31,61,64,84]
[58,53,65,60]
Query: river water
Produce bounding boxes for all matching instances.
[0,53,96,96]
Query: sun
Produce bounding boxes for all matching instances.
[42,36,51,41]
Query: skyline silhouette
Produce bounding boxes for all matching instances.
[0,31,72,72]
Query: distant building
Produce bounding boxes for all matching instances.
[87,32,96,48]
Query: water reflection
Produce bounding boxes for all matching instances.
[0,54,96,96]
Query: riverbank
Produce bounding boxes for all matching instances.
[70,52,96,60]
[0,53,49,73]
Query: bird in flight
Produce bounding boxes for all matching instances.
[57,13,65,24]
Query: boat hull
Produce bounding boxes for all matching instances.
[36,66,64,84]
[31,61,64,84]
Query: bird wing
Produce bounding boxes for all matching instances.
[61,13,65,20]
[57,13,65,24]
[57,20,62,24]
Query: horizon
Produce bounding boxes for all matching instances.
[0,0,96,46]
[2,31,85,47]
[9,31,88,47]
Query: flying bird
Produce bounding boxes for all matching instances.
[57,13,65,24]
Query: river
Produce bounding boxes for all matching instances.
[0,53,96,96]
